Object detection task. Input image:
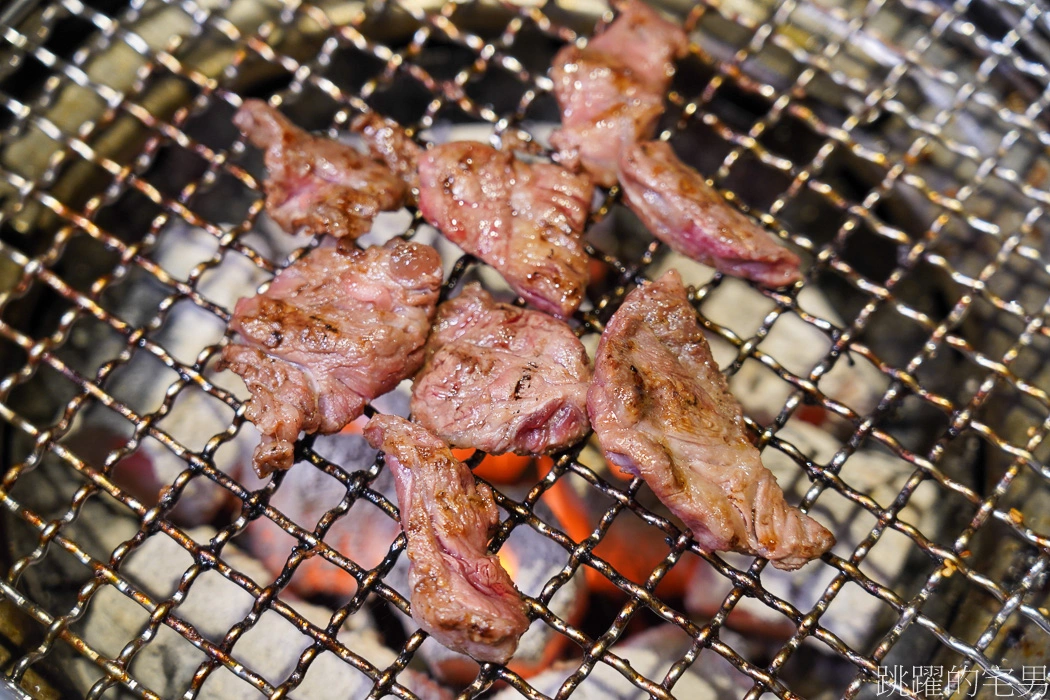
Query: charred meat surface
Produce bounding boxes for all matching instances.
[549,0,688,186]
[411,284,591,455]
[235,99,407,239]
[364,415,530,663]
[619,141,802,287]
[352,112,425,201]
[418,141,593,318]
[220,240,443,476]
[586,270,834,570]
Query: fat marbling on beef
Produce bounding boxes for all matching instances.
[411,284,591,455]
[619,141,802,287]
[235,99,408,239]
[220,240,442,476]
[417,141,593,319]
[549,0,689,187]
[364,415,530,663]
[587,269,834,570]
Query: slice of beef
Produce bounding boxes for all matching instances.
[548,52,664,188]
[586,0,691,88]
[619,140,802,287]
[417,141,593,319]
[411,284,591,455]
[363,415,530,663]
[587,269,834,570]
[220,240,442,476]
[235,99,407,239]
[549,0,688,186]
[352,112,424,201]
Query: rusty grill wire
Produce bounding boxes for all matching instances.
[0,0,1049,697]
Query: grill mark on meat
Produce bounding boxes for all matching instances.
[587,269,834,570]
[411,285,591,456]
[618,140,802,287]
[364,416,530,663]
[235,100,407,239]
[512,367,533,400]
[411,141,592,319]
[219,240,442,476]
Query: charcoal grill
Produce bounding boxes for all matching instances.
[1,0,1049,697]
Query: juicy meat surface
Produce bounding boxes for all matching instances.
[549,0,688,186]
[363,415,530,663]
[418,141,593,318]
[619,141,802,287]
[352,112,424,200]
[586,0,691,88]
[220,240,443,476]
[411,284,591,455]
[586,270,834,570]
[235,99,407,239]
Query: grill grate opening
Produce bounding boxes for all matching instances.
[0,0,1049,698]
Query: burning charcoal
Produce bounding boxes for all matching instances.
[553,447,698,600]
[107,390,252,526]
[147,219,273,361]
[585,498,697,601]
[73,218,277,526]
[383,487,588,683]
[239,431,402,600]
[686,420,941,649]
[492,624,754,700]
[69,527,450,699]
[69,216,296,526]
[452,450,535,485]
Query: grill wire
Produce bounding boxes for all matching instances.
[1,0,1050,697]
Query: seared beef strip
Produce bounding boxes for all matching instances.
[549,0,688,186]
[235,99,407,239]
[411,284,591,455]
[619,141,802,287]
[364,415,530,663]
[418,141,593,318]
[352,112,424,201]
[587,269,834,570]
[220,240,442,476]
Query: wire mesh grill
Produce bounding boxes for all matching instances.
[0,0,1049,697]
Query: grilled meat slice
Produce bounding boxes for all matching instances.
[418,141,593,318]
[587,270,834,570]
[549,0,688,186]
[235,99,407,239]
[364,415,530,663]
[220,240,442,476]
[585,0,691,87]
[411,284,591,455]
[619,141,802,287]
[549,51,664,188]
[352,112,424,201]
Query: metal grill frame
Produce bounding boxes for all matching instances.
[0,0,1049,697]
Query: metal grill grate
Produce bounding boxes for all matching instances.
[0,0,1049,697]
